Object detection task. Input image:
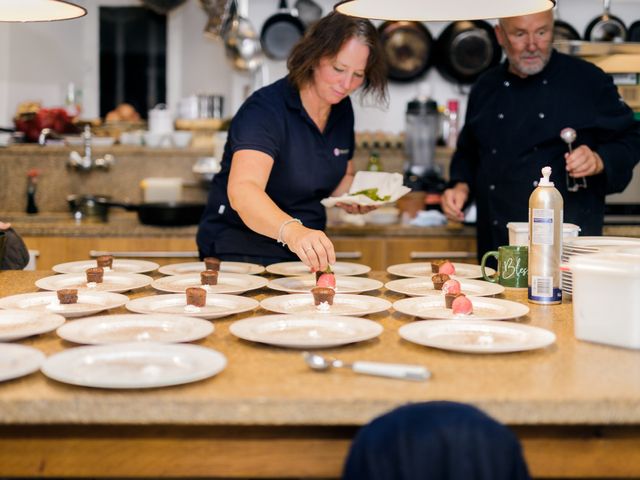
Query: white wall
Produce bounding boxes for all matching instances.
[1,0,639,131]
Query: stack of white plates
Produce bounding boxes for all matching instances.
[562,236,640,295]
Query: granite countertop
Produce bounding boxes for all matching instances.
[1,270,639,426]
[2,212,477,238]
[3,211,639,238]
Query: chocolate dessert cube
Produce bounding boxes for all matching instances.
[186,287,207,307]
[96,255,114,268]
[204,257,221,271]
[445,292,465,309]
[200,269,219,286]
[57,289,78,304]
[431,273,450,290]
[431,259,447,273]
[311,286,335,306]
[86,267,104,283]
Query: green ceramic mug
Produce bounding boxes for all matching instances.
[481,245,528,289]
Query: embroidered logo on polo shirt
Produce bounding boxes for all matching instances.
[333,147,349,157]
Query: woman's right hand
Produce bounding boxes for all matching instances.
[283,222,336,272]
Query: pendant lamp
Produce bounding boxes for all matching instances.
[0,0,87,23]
[335,0,555,21]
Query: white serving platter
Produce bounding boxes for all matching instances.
[266,261,371,276]
[393,296,529,321]
[0,309,65,341]
[0,291,129,318]
[386,262,494,279]
[35,272,152,293]
[56,314,213,344]
[53,259,159,274]
[260,293,391,316]
[0,343,46,382]
[158,261,265,276]
[230,314,383,348]
[151,272,268,294]
[399,319,556,353]
[267,275,383,294]
[126,293,259,320]
[41,342,226,389]
[384,277,504,297]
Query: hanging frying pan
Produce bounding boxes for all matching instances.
[260,0,306,60]
[627,20,640,41]
[378,21,433,83]
[584,0,627,42]
[434,20,501,85]
[554,19,581,41]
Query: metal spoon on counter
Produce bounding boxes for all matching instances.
[303,352,430,381]
[560,127,587,192]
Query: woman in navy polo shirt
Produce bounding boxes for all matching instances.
[197,12,388,270]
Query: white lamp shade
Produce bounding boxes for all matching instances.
[0,0,87,22]
[335,0,555,22]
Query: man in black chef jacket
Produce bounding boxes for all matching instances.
[441,10,640,261]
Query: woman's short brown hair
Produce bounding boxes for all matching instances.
[287,11,388,105]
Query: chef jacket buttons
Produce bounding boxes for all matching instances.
[504,81,510,87]
[489,184,496,191]
[538,112,545,119]
[542,79,548,85]
[492,220,498,226]
[491,148,497,154]
[498,113,504,120]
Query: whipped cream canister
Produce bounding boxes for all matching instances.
[528,166,563,304]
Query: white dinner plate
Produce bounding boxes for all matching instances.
[393,296,529,320]
[0,291,129,318]
[126,293,259,320]
[53,259,159,274]
[385,278,504,297]
[386,262,494,279]
[230,314,383,349]
[260,293,391,316]
[399,320,556,353]
[41,342,227,389]
[266,261,371,276]
[56,314,213,345]
[267,275,383,294]
[0,310,65,341]
[151,272,268,294]
[35,272,152,293]
[158,261,265,276]
[0,344,46,382]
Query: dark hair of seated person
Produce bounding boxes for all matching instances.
[342,401,530,480]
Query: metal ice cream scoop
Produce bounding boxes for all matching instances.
[560,127,587,192]
[303,352,430,381]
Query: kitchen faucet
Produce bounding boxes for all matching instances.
[38,128,58,146]
[67,125,115,170]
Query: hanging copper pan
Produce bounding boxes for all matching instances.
[378,21,433,83]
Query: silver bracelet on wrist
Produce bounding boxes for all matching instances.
[277,218,302,246]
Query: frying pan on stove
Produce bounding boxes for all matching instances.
[378,21,433,83]
[97,200,205,226]
[434,20,501,85]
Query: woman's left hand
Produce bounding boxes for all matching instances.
[0,222,11,230]
[335,203,378,215]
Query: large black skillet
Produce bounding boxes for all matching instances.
[97,200,205,226]
[434,20,501,85]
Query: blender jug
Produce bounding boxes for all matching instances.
[404,97,438,179]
